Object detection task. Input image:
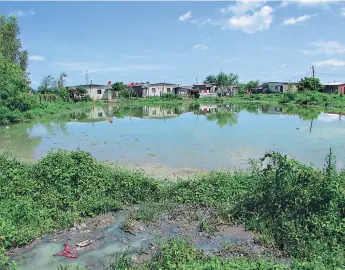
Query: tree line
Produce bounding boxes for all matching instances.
[204,72,324,95]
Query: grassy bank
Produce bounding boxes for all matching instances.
[1,149,345,269]
[0,99,98,125]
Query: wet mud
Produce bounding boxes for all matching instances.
[11,206,275,270]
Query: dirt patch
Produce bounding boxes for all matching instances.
[11,206,281,270]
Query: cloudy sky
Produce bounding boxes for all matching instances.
[1,1,345,87]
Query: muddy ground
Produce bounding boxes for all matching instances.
[10,205,282,270]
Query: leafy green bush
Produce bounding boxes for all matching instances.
[0,150,160,248]
[3,92,40,112]
[233,151,345,267]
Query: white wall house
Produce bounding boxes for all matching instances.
[67,84,114,101]
[87,85,114,100]
[146,83,178,97]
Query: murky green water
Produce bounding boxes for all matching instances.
[1,103,345,171]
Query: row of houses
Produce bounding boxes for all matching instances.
[66,81,345,101]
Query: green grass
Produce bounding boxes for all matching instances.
[1,149,345,269]
[0,99,98,125]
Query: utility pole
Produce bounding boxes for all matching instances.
[311,65,317,92]
[312,65,315,79]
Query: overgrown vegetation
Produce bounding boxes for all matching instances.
[231,91,345,111]
[1,149,345,269]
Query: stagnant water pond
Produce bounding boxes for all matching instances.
[1,103,345,176]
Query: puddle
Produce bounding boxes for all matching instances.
[12,207,263,270]
[12,212,152,270]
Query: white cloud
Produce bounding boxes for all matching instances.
[220,1,266,15]
[279,1,289,8]
[9,9,35,17]
[341,8,345,17]
[283,14,311,25]
[178,11,192,21]
[280,64,287,68]
[191,18,212,26]
[297,0,331,5]
[222,5,273,34]
[314,59,345,67]
[29,55,44,61]
[302,41,345,55]
[193,43,208,50]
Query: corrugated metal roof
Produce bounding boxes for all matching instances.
[324,82,345,86]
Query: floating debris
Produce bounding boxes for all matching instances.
[53,243,77,259]
[77,240,93,248]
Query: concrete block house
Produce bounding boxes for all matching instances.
[324,83,345,94]
[67,84,114,101]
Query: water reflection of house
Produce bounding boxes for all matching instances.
[267,106,283,114]
[142,106,179,119]
[70,107,114,122]
[199,105,219,113]
[89,107,113,119]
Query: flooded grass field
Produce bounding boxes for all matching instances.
[1,103,345,177]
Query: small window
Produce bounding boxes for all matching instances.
[167,88,171,92]
[152,88,156,93]
[97,89,102,94]
[152,110,156,115]
[167,110,171,115]
[98,112,103,117]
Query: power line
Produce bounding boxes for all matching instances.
[315,71,345,77]
[281,71,310,82]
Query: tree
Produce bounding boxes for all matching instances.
[246,80,260,91]
[38,75,57,94]
[0,14,29,84]
[0,55,27,100]
[216,72,239,97]
[206,109,238,127]
[19,50,28,78]
[119,87,134,99]
[111,82,126,92]
[262,82,269,91]
[298,77,323,92]
[237,83,247,94]
[0,15,21,63]
[287,82,295,92]
[204,75,217,84]
[57,72,67,88]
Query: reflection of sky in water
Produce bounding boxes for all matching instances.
[1,108,345,170]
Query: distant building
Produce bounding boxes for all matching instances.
[146,83,178,97]
[67,84,114,101]
[175,85,193,96]
[193,83,218,93]
[267,82,298,93]
[324,83,345,94]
